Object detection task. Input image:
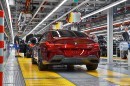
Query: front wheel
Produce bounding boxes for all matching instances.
[32,57,37,64]
[86,64,98,70]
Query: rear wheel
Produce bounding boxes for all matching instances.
[67,65,74,70]
[86,64,98,70]
[38,51,48,71]
[32,57,37,64]
[38,60,48,71]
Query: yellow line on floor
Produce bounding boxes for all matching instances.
[18,58,75,86]
[101,57,127,61]
[87,68,130,85]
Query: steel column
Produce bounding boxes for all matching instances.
[0,10,4,86]
[107,8,113,64]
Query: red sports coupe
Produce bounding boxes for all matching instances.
[32,30,100,70]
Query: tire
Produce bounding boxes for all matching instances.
[38,51,47,71]
[67,65,74,70]
[32,57,37,64]
[86,64,98,70]
[26,53,31,58]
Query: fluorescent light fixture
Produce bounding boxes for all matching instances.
[36,0,90,34]
[97,33,107,36]
[97,30,125,36]
[4,32,8,37]
[6,0,14,42]
[64,0,127,27]
[81,0,127,19]
[42,23,46,25]
[84,19,130,32]
[91,30,107,34]
[23,0,68,39]
[85,25,106,32]
[23,0,46,33]
[63,23,72,27]
[113,20,130,25]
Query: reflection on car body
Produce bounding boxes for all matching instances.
[32,30,100,71]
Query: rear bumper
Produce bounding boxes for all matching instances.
[46,55,99,65]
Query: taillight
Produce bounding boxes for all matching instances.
[93,43,100,48]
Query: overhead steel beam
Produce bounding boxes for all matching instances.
[23,0,46,33]
[87,1,106,4]
[46,0,59,2]
[37,12,47,15]
[0,0,14,42]
[37,0,90,34]
[23,0,68,39]
[64,0,127,27]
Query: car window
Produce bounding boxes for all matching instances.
[73,31,88,37]
[58,30,76,37]
[51,31,59,37]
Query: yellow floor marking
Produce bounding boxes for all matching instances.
[18,58,75,86]
[87,68,130,85]
[105,78,130,85]
[101,57,127,61]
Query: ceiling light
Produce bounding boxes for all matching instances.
[36,0,90,34]
[84,19,130,32]
[23,0,68,39]
[6,0,14,42]
[81,0,127,20]
[64,0,127,27]
[63,23,72,27]
[91,30,107,34]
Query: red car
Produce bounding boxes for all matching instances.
[32,30,100,70]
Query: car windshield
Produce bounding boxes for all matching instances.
[73,31,87,37]
[58,30,76,37]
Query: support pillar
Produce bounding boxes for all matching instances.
[128,50,130,66]
[0,10,4,86]
[107,8,113,64]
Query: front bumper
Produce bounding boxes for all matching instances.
[46,55,99,65]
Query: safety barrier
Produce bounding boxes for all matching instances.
[0,10,4,86]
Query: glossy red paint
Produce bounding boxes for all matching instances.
[38,30,100,63]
